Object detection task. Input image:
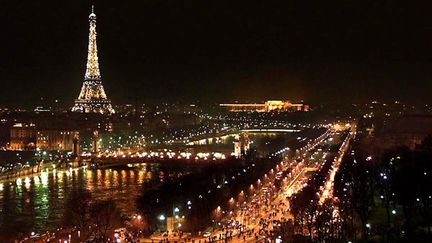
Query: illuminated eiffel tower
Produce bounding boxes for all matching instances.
[72,6,114,114]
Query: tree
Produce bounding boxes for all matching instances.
[90,199,121,241]
[304,200,318,240]
[334,153,357,241]
[63,189,92,241]
[269,220,297,242]
[316,200,335,242]
[351,159,375,240]
[392,144,432,237]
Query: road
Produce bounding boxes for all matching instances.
[208,126,354,242]
[203,130,338,242]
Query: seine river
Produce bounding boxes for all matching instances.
[0,131,316,238]
[0,163,189,238]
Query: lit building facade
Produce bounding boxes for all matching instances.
[220,100,309,112]
[36,130,76,151]
[72,6,114,114]
[8,123,36,151]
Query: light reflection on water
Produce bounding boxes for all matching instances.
[0,163,173,237]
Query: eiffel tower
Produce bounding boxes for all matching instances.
[71,6,115,114]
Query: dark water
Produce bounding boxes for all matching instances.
[0,164,185,237]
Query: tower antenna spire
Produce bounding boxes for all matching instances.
[92,5,94,14]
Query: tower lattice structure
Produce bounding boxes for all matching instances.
[72,6,115,114]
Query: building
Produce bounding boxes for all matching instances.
[71,6,114,114]
[220,100,309,112]
[36,130,76,151]
[8,123,36,151]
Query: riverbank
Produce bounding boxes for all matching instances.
[0,161,54,182]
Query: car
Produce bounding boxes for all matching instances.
[203,231,212,237]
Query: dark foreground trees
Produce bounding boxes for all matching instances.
[63,189,92,240]
[91,199,121,241]
[136,156,281,234]
[64,189,121,241]
[332,135,432,242]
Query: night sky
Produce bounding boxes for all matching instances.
[0,1,431,106]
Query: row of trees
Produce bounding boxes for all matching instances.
[270,200,337,243]
[136,152,282,234]
[274,131,432,242]
[63,189,121,242]
[281,131,349,242]
[333,135,432,242]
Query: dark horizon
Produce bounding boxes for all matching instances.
[1,1,431,106]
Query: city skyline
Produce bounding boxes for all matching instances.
[1,3,432,241]
[1,1,431,106]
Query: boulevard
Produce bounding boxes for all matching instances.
[1,2,431,242]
